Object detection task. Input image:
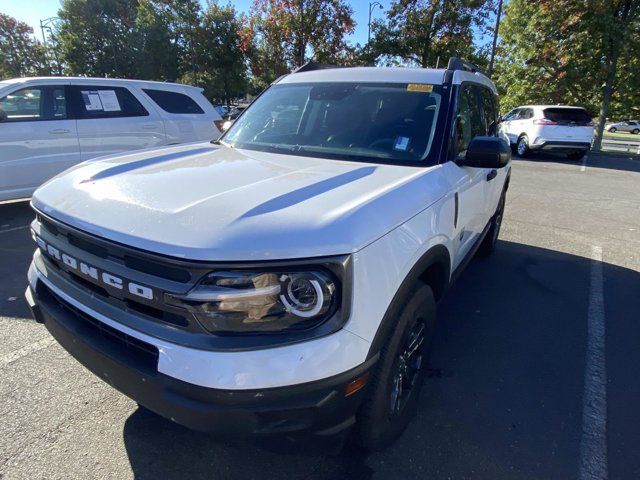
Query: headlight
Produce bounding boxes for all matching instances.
[165,269,339,334]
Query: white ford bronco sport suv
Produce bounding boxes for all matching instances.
[26,58,511,450]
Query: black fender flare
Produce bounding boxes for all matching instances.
[366,244,451,360]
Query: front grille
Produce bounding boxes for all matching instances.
[37,213,192,283]
[43,255,189,329]
[42,282,159,372]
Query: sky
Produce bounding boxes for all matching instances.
[1,0,391,46]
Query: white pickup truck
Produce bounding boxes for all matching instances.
[26,58,511,450]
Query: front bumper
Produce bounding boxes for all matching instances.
[26,271,376,439]
[529,140,591,152]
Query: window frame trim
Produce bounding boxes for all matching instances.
[0,85,70,123]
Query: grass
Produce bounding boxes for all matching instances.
[603,131,640,141]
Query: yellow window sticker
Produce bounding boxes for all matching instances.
[407,84,433,92]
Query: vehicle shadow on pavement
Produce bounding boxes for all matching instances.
[0,201,36,321]
[122,240,640,480]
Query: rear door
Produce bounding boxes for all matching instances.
[478,85,504,218]
[69,84,166,160]
[0,83,80,201]
[449,83,490,267]
[141,87,221,143]
[499,108,521,144]
[540,107,594,142]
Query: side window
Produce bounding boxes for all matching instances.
[522,108,534,119]
[454,84,484,159]
[479,87,498,136]
[142,89,204,114]
[0,86,67,122]
[503,108,520,122]
[71,86,148,119]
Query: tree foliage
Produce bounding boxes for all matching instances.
[495,0,640,148]
[0,14,49,78]
[368,0,496,68]
[243,0,355,91]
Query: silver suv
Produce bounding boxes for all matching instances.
[606,120,640,134]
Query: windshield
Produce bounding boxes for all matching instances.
[543,107,592,124]
[223,82,444,164]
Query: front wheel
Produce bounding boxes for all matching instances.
[354,284,436,451]
[632,129,640,134]
[516,136,530,157]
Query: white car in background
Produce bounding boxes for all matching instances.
[499,105,593,160]
[0,77,223,202]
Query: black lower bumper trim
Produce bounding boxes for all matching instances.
[29,280,375,438]
[529,141,591,152]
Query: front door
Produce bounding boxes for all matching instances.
[0,84,80,201]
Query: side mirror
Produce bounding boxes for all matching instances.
[460,136,511,169]
[0,108,7,122]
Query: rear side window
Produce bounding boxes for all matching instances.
[71,86,148,119]
[479,87,498,136]
[142,89,204,114]
[0,86,67,122]
[543,108,591,124]
[454,84,485,159]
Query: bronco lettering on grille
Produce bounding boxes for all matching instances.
[35,234,155,301]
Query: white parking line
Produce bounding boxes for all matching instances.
[0,337,56,369]
[579,245,607,480]
[581,155,589,172]
[0,225,30,234]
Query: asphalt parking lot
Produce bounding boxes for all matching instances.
[1,151,639,479]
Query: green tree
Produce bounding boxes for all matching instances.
[495,0,640,149]
[0,14,49,79]
[368,0,496,68]
[57,0,140,77]
[243,0,355,90]
[135,0,180,81]
[186,2,248,102]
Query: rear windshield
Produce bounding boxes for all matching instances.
[543,108,592,124]
[222,82,444,164]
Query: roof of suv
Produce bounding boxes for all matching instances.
[0,77,202,92]
[278,66,497,93]
[518,105,588,110]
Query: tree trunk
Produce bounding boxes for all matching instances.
[592,50,618,151]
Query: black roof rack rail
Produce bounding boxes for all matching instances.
[447,57,484,76]
[293,61,339,74]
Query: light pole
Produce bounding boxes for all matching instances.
[368,2,383,45]
[488,0,503,76]
[39,17,61,74]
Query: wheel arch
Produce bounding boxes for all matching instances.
[366,244,451,360]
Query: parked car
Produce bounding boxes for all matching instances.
[606,120,640,134]
[221,105,248,132]
[0,77,223,202]
[26,58,510,450]
[499,105,593,159]
[213,104,230,117]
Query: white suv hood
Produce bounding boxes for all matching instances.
[32,143,440,261]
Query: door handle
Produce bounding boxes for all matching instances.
[486,169,497,181]
[142,124,158,130]
[48,128,70,134]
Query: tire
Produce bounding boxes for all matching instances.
[632,129,640,134]
[608,127,617,133]
[567,151,586,160]
[479,193,505,256]
[354,283,436,451]
[516,135,530,157]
